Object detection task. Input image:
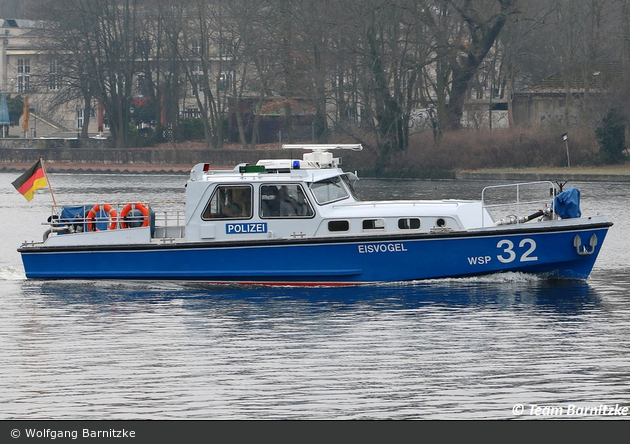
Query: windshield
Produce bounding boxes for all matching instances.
[310,176,350,204]
[341,173,360,201]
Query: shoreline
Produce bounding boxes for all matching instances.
[455,166,630,182]
[3,161,630,182]
[0,162,195,175]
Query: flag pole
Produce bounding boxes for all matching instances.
[40,156,57,206]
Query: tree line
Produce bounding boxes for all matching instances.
[22,0,630,155]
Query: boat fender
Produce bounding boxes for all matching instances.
[87,204,118,231]
[120,203,150,228]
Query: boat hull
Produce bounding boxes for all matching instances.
[19,220,612,285]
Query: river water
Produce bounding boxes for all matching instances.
[1,172,629,420]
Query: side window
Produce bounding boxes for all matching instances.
[398,218,421,229]
[328,220,349,232]
[202,185,252,220]
[260,184,314,218]
[363,219,385,230]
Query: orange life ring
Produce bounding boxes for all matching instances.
[86,204,118,231]
[119,203,150,228]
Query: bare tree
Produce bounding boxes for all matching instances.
[133,1,183,145]
[36,0,141,147]
[306,0,514,151]
[33,0,98,138]
[219,0,278,149]
[163,0,236,149]
[421,0,518,132]
[324,0,436,153]
[31,0,630,153]
[491,0,553,128]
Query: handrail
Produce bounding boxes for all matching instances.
[481,181,557,227]
[50,200,185,209]
[46,201,187,231]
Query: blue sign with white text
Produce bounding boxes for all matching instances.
[226,222,268,234]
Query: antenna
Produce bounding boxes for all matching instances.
[282,144,362,151]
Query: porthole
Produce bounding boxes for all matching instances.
[436,218,446,227]
[328,220,349,232]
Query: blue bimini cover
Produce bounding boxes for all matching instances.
[553,187,581,219]
[60,205,92,232]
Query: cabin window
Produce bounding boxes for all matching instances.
[310,176,349,204]
[202,185,252,220]
[363,219,385,230]
[328,220,349,232]
[260,184,314,218]
[398,218,421,230]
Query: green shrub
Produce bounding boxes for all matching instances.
[8,94,24,126]
[180,118,205,141]
[595,108,627,164]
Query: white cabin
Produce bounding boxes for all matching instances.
[183,144,490,243]
[39,144,499,247]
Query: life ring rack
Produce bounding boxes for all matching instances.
[86,204,118,231]
[120,202,150,228]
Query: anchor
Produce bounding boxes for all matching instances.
[573,234,598,256]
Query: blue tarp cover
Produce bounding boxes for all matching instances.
[60,205,91,231]
[0,93,10,125]
[553,187,581,219]
[60,205,110,231]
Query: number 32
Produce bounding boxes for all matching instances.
[496,239,538,263]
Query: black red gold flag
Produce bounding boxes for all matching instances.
[12,158,48,202]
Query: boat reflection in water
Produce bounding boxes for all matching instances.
[23,272,602,318]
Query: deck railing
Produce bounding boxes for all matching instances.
[481,181,557,227]
[45,201,186,236]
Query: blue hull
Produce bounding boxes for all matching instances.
[20,224,610,285]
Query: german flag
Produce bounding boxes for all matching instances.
[12,158,48,202]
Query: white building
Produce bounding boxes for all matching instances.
[0,18,104,138]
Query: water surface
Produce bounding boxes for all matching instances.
[1,173,628,419]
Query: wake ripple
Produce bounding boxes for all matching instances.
[0,266,25,281]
